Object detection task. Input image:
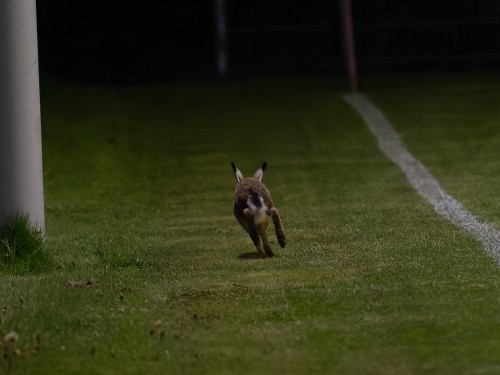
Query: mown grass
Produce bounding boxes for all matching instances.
[364,72,500,229]
[1,75,499,374]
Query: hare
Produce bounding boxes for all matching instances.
[231,162,286,257]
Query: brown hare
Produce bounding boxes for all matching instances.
[231,162,286,257]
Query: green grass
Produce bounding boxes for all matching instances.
[0,214,49,274]
[364,72,500,229]
[1,75,500,374]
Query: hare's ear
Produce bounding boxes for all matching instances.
[231,162,244,182]
[253,162,267,181]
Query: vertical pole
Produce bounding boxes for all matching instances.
[214,0,228,77]
[0,0,45,230]
[339,0,357,92]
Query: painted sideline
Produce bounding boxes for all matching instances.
[343,93,500,266]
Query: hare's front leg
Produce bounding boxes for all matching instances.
[256,218,274,258]
[267,207,286,248]
[244,208,265,255]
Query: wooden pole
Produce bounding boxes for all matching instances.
[339,0,358,92]
[0,0,45,230]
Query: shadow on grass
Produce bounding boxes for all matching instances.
[237,252,267,260]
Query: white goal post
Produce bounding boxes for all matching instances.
[0,0,45,231]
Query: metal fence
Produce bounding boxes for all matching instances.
[353,0,500,69]
[222,0,500,73]
[38,1,500,81]
[224,0,338,72]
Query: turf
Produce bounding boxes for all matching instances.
[364,72,500,229]
[1,75,500,374]
[0,214,49,274]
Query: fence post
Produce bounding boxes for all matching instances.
[339,0,357,92]
[0,0,45,230]
[214,0,228,77]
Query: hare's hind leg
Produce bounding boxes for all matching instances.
[244,208,265,255]
[267,207,286,248]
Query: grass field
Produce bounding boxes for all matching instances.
[364,73,500,229]
[1,74,500,374]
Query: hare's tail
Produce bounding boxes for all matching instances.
[246,190,268,223]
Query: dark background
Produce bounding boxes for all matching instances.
[36,0,500,83]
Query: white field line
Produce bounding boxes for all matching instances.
[343,93,500,266]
